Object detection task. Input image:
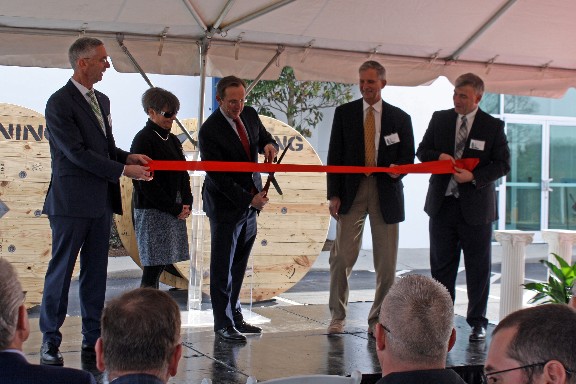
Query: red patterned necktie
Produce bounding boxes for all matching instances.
[233,117,251,160]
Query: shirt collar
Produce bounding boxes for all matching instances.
[70,77,91,96]
[460,106,478,121]
[363,99,382,114]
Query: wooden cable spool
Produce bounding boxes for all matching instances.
[115,116,330,301]
[0,102,329,307]
[0,103,55,308]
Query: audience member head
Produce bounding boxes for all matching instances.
[485,304,576,384]
[96,288,182,383]
[0,258,29,351]
[375,274,455,375]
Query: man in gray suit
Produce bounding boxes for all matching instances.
[40,37,152,366]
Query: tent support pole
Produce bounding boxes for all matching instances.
[115,34,195,144]
[448,0,518,61]
[197,38,209,126]
[245,45,285,96]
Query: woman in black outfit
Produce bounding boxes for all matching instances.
[131,87,192,288]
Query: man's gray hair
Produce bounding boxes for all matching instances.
[454,73,484,96]
[100,288,181,374]
[68,37,104,70]
[379,274,454,364]
[359,60,386,80]
[493,304,576,383]
[0,259,25,350]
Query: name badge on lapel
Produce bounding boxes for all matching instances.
[384,133,400,146]
[470,139,485,151]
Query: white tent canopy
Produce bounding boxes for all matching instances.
[1,0,576,98]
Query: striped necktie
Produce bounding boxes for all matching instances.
[446,115,468,197]
[86,89,106,135]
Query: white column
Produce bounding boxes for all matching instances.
[541,230,576,266]
[494,230,534,320]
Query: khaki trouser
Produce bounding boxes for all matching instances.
[328,176,399,328]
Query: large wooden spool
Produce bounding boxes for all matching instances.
[0,103,54,308]
[115,116,330,301]
[0,101,329,307]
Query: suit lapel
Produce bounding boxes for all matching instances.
[447,110,459,156]
[462,108,486,158]
[216,110,250,161]
[66,81,107,138]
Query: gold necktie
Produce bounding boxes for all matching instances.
[364,106,376,175]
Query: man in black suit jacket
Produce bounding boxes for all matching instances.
[417,73,510,342]
[199,76,278,342]
[327,61,415,335]
[40,37,152,366]
[0,259,96,384]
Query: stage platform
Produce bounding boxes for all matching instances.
[24,301,492,384]
[23,243,548,383]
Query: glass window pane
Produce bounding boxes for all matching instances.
[548,125,576,229]
[505,123,542,230]
[479,93,499,114]
[504,88,576,117]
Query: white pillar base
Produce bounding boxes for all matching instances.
[494,230,534,320]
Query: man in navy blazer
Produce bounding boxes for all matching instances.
[0,259,95,384]
[199,76,278,342]
[40,37,152,366]
[417,73,510,342]
[327,61,415,335]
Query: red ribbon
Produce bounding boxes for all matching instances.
[148,158,479,174]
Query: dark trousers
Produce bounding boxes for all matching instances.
[40,210,112,346]
[429,196,492,328]
[209,209,257,331]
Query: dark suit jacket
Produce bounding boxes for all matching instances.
[327,98,415,224]
[198,106,277,223]
[0,351,96,384]
[43,80,129,217]
[416,108,510,225]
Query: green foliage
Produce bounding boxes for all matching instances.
[245,66,354,137]
[523,254,576,304]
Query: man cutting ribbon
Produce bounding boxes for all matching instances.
[199,76,278,343]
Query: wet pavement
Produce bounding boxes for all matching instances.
[23,244,554,383]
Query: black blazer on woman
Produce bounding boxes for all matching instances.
[131,120,192,216]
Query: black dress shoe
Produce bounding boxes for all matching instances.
[215,326,247,342]
[469,325,487,342]
[40,341,64,366]
[235,320,262,334]
[81,343,95,353]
